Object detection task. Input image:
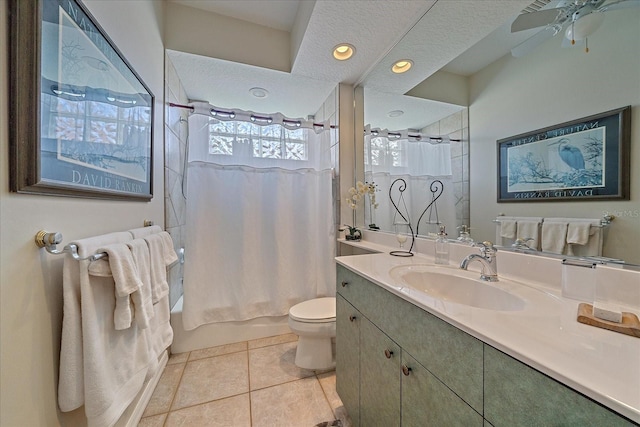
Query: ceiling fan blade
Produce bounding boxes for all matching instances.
[511,27,558,57]
[511,8,565,32]
[599,0,640,11]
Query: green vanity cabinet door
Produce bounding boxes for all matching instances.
[336,294,361,426]
[401,352,483,427]
[360,317,401,427]
[484,345,636,427]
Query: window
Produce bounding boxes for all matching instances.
[368,136,405,168]
[208,119,308,161]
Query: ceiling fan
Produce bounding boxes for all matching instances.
[510,0,640,57]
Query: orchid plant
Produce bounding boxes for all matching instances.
[342,181,379,239]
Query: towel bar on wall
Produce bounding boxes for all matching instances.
[492,214,615,228]
[35,230,108,261]
[34,220,157,261]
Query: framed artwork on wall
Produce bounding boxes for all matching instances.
[8,0,154,200]
[497,106,631,202]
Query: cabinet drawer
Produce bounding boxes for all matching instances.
[484,345,635,426]
[337,264,369,305]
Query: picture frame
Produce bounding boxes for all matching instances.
[497,106,631,202]
[8,0,154,200]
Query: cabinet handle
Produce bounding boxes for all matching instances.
[384,349,394,359]
[349,315,357,322]
[402,365,412,376]
[341,281,349,287]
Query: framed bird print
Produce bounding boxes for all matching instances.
[497,106,631,202]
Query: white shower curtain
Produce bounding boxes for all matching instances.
[364,134,456,236]
[182,111,335,329]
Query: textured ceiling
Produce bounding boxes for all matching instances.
[165,0,546,129]
[167,50,337,118]
[362,0,533,94]
[291,0,437,84]
[364,88,463,131]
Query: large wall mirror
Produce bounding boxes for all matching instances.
[355,0,640,264]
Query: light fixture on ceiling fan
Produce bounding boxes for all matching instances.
[564,10,605,52]
[510,0,640,57]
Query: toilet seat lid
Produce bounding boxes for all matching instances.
[289,297,336,322]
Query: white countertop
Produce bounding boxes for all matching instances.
[336,249,640,423]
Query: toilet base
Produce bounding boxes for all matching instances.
[294,335,335,370]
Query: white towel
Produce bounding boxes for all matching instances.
[143,233,170,303]
[499,217,516,238]
[98,243,144,330]
[567,220,597,245]
[59,232,152,427]
[126,239,155,329]
[128,225,162,239]
[516,219,542,250]
[541,220,569,254]
[160,231,179,266]
[567,219,602,257]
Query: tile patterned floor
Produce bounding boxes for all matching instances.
[138,333,350,427]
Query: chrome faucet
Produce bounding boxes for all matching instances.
[460,241,498,282]
[512,237,536,251]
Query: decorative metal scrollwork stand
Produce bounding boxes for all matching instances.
[389,178,414,257]
[415,180,444,237]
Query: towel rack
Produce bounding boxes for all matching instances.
[35,230,107,261]
[493,214,615,228]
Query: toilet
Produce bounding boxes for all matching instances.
[288,297,336,370]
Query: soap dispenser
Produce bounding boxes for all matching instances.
[457,225,474,244]
[435,225,449,265]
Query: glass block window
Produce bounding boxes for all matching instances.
[208,119,308,161]
[368,136,405,167]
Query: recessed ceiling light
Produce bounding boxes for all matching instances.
[387,110,404,118]
[333,44,355,61]
[249,87,269,98]
[392,59,413,74]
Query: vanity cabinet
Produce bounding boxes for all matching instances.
[335,295,361,426]
[336,264,636,426]
[484,345,635,427]
[336,265,482,426]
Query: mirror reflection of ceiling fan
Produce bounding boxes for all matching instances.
[510,0,640,57]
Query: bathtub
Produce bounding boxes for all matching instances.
[170,295,292,353]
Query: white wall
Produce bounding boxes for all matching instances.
[0,1,165,425]
[469,9,640,264]
[164,2,290,73]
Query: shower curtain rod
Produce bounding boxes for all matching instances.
[168,102,337,130]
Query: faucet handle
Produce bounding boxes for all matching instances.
[478,241,497,256]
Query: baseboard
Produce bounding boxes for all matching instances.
[114,350,168,427]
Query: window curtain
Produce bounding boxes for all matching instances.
[364,134,456,236]
[182,110,335,329]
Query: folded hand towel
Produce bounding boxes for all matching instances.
[99,243,144,330]
[516,219,541,250]
[541,220,569,254]
[499,218,516,239]
[567,220,598,245]
[143,233,170,303]
[129,225,162,239]
[88,259,112,277]
[126,239,155,329]
[159,231,179,266]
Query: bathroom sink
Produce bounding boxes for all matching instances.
[389,265,526,311]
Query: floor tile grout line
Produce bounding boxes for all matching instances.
[162,351,190,427]
[316,373,338,420]
[246,347,254,427]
